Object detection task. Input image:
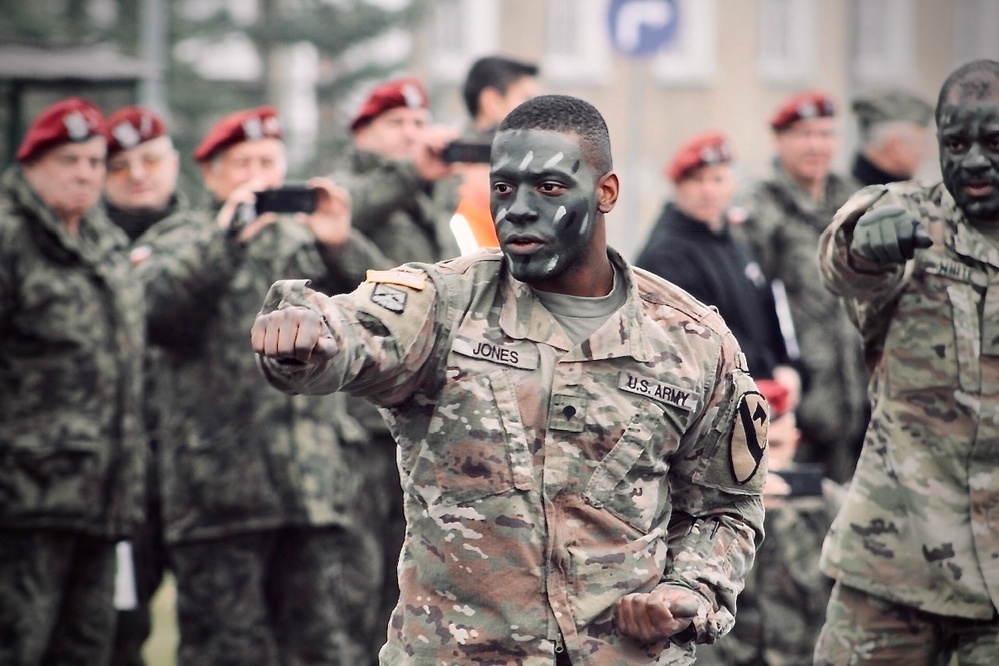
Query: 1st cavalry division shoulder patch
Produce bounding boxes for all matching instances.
[730,392,768,484]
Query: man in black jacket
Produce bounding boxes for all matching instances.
[636,131,802,404]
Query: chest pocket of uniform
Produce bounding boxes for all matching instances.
[885,274,980,395]
[581,406,673,534]
[419,368,531,506]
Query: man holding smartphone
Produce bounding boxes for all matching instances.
[130,105,389,665]
[330,77,469,659]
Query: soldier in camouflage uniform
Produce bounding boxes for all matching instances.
[0,98,147,664]
[252,95,767,665]
[741,91,868,483]
[131,106,389,666]
[330,77,463,661]
[103,105,186,666]
[814,60,999,663]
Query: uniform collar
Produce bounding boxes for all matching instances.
[497,248,657,361]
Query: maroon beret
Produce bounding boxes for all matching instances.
[351,78,428,132]
[192,106,282,162]
[755,379,792,420]
[16,97,107,163]
[665,131,734,182]
[770,91,836,131]
[107,106,167,157]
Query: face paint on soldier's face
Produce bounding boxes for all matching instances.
[938,91,999,224]
[490,129,601,284]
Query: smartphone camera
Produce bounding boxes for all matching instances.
[228,184,319,237]
[254,184,319,215]
[440,140,492,164]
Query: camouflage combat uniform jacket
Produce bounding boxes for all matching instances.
[817,181,999,619]
[696,483,843,665]
[0,166,146,538]
[133,204,386,543]
[742,164,868,477]
[330,146,460,266]
[259,249,767,665]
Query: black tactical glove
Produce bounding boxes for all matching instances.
[850,205,933,264]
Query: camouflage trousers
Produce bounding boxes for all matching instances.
[349,434,406,665]
[170,525,381,666]
[0,529,117,666]
[814,581,999,665]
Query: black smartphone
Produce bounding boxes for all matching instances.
[254,184,318,215]
[440,140,492,164]
[772,464,824,498]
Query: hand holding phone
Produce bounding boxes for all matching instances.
[254,184,319,215]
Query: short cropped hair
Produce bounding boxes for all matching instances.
[462,56,539,118]
[496,95,613,175]
[937,59,999,123]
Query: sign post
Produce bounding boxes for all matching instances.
[606,0,680,258]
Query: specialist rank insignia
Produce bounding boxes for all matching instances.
[730,391,768,484]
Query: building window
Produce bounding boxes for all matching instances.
[542,0,611,85]
[852,0,915,85]
[953,0,999,66]
[651,0,717,87]
[757,0,817,85]
[426,0,499,83]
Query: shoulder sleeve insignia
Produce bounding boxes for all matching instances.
[730,391,768,484]
[370,283,409,313]
[365,269,426,291]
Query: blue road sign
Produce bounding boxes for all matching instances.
[607,0,679,57]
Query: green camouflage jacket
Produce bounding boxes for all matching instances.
[330,146,460,265]
[133,204,386,543]
[817,181,999,619]
[0,166,147,538]
[741,164,868,477]
[259,249,767,665]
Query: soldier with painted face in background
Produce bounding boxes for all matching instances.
[131,105,390,665]
[251,94,766,665]
[0,98,146,664]
[814,59,999,664]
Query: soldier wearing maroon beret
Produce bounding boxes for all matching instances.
[104,106,183,240]
[636,131,802,409]
[330,76,463,657]
[0,98,148,664]
[102,104,184,666]
[131,105,389,664]
[740,91,868,483]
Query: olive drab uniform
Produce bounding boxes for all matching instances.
[0,165,147,663]
[330,146,459,265]
[741,164,867,482]
[132,205,389,665]
[106,191,188,666]
[817,182,999,620]
[258,249,767,665]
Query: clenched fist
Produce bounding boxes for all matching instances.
[614,585,701,644]
[851,204,933,264]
